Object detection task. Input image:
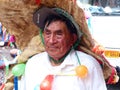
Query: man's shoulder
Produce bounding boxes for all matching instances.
[27,52,48,63]
[74,51,101,68]
[75,50,97,63]
[76,50,93,58]
[32,52,47,57]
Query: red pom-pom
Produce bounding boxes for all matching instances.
[40,75,54,90]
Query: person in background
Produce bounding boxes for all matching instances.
[9,35,17,48]
[20,7,107,90]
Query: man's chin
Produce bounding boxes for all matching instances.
[48,52,57,55]
[48,51,59,58]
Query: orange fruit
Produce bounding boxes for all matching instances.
[75,65,88,78]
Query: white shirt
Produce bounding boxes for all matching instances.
[20,50,107,90]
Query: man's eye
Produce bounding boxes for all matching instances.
[56,31,63,35]
[44,30,51,35]
[57,32,62,35]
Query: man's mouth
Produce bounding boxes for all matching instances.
[47,46,58,50]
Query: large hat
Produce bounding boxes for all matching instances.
[33,7,82,39]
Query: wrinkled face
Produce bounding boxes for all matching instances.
[43,20,77,60]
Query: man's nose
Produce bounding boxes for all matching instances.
[49,34,55,43]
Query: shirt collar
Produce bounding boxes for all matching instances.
[60,49,78,68]
[45,49,78,70]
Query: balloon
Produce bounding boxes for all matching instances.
[12,63,26,77]
[40,75,54,90]
[75,65,88,78]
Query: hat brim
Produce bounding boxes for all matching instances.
[33,7,58,30]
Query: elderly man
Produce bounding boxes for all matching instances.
[20,7,107,90]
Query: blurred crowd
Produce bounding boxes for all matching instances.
[0,22,21,87]
[0,22,17,48]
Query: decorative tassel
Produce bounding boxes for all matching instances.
[35,0,41,5]
[0,83,5,90]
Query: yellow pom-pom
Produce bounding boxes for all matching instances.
[75,65,88,78]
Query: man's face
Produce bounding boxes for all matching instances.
[43,21,77,60]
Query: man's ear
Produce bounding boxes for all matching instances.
[71,34,80,49]
[72,34,78,44]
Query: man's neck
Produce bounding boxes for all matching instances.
[49,48,72,66]
[49,56,65,66]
